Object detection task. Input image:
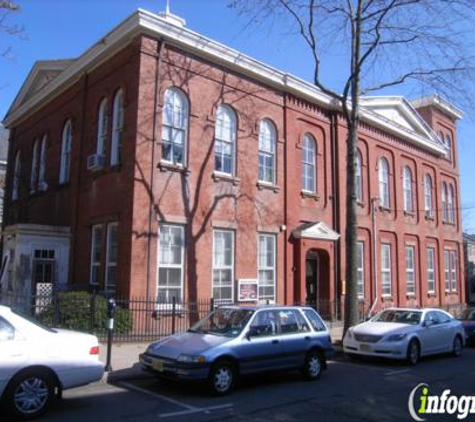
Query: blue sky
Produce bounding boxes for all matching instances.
[1,0,475,231]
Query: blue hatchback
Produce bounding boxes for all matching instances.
[139,306,334,395]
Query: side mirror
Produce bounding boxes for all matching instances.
[246,327,258,340]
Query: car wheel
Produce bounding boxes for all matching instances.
[208,360,236,396]
[452,335,463,357]
[406,339,420,366]
[4,369,55,420]
[302,350,323,381]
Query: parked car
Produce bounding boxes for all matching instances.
[343,307,465,365]
[0,305,104,420]
[140,306,334,395]
[460,307,475,345]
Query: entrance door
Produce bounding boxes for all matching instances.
[305,250,318,304]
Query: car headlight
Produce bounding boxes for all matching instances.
[177,354,206,363]
[387,333,407,342]
[345,329,353,340]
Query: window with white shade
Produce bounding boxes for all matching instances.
[258,119,276,184]
[301,134,316,193]
[442,183,448,222]
[90,224,102,286]
[96,98,108,157]
[444,249,450,292]
[450,250,457,292]
[406,245,415,295]
[30,140,39,192]
[445,134,452,161]
[38,135,47,191]
[111,89,124,166]
[105,222,118,294]
[403,167,413,213]
[381,244,392,297]
[158,225,184,303]
[162,88,188,165]
[59,120,72,184]
[427,247,436,293]
[448,185,455,223]
[258,234,276,302]
[424,174,433,218]
[356,150,363,202]
[214,105,236,175]
[213,230,234,303]
[378,158,390,208]
[357,241,364,299]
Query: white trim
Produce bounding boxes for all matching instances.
[292,221,340,241]
[381,243,392,297]
[89,224,102,286]
[212,229,234,303]
[411,95,463,120]
[257,233,276,302]
[427,246,436,294]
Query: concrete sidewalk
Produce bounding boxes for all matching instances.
[100,323,344,382]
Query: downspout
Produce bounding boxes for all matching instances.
[283,94,288,305]
[145,39,164,301]
[368,197,379,317]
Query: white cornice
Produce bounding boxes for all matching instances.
[411,95,463,120]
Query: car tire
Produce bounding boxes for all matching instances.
[406,339,420,366]
[208,360,236,396]
[4,369,55,420]
[301,350,324,381]
[452,335,463,357]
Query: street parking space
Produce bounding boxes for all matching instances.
[40,347,475,422]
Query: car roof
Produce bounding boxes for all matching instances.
[217,305,312,312]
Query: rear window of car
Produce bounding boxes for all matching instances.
[303,309,326,332]
[11,309,56,333]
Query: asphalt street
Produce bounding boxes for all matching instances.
[36,347,475,422]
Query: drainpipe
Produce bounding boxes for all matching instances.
[368,197,379,317]
[283,94,289,305]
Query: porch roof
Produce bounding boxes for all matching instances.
[292,222,340,241]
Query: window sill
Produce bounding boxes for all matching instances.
[404,211,415,217]
[442,221,456,226]
[158,161,190,175]
[379,206,391,213]
[427,292,437,298]
[357,201,365,207]
[381,295,393,301]
[406,294,416,299]
[212,171,240,185]
[425,214,434,221]
[301,190,319,201]
[257,181,280,193]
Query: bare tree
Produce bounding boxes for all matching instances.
[229,0,475,333]
[0,1,22,60]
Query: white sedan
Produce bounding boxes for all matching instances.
[343,308,465,365]
[0,305,104,419]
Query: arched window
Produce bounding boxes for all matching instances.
[111,89,124,166]
[424,174,433,218]
[214,105,236,175]
[59,120,72,184]
[355,150,363,202]
[38,134,47,191]
[442,182,448,222]
[162,88,189,165]
[378,158,390,208]
[445,134,452,161]
[403,167,413,213]
[96,98,108,157]
[12,151,21,201]
[258,119,276,184]
[448,185,455,223]
[301,134,316,193]
[30,139,39,192]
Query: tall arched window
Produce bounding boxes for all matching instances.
[355,150,363,202]
[38,134,47,190]
[301,134,316,193]
[162,87,189,165]
[30,139,39,192]
[445,134,452,161]
[214,105,236,175]
[258,119,276,184]
[448,185,455,223]
[111,89,124,166]
[442,182,448,222]
[96,98,108,157]
[403,167,413,213]
[59,120,72,184]
[378,158,390,208]
[424,174,433,218]
[12,151,21,201]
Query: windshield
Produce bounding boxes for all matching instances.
[189,308,254,338]
[12,309,56,333]
[462,309,475,321]
[372,310,422,325]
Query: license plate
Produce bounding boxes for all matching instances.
[152,359,164,372]
[360,343,371,352]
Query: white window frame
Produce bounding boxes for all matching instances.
[38,134,47,191]
[357,241,364,299]
[356,150,363,202]
[96,98,108,157]
[381,243,392,297]
[424,174,433,218]
[448,185,455,224]
[378,158,390,208]
[214,105,236,176]
[12,151,21,201]
[30,139,39,192]
[450,250,457,292]
[111,89,124,166]
[212,230,234,303]
[444,249,450,292]
[427,247,436,294]
[446,134,452,161]
[258,119,276,184]
[442,183,448,222]
[157,224,185,303]
[301,133,316,193]
[89,224,102,286]
[59,120,72,184]
[105,222,118,294]
[406,245,416,295]
[258,233,276,302]
[403,167,413,213]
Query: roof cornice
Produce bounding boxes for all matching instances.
[411,95,463,120]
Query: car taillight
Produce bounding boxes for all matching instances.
[89,346,100,355]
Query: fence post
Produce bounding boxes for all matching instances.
[53,291,60,326]
[171,297,176,335]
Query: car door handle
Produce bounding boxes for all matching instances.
[272,339,279,344]
[305,336,311,340]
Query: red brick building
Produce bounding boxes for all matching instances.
[1,9,464,311]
